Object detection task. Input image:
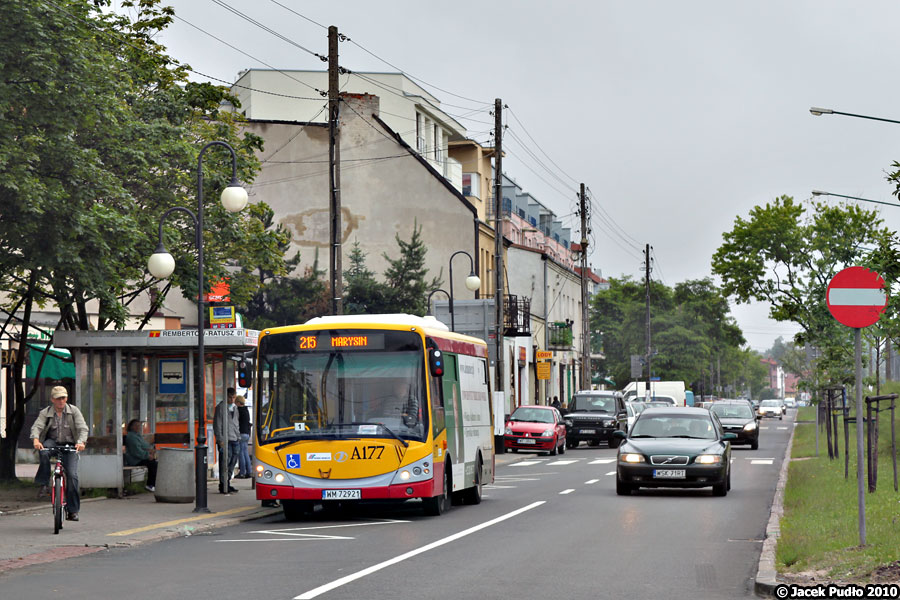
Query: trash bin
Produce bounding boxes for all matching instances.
[154,447,195,503]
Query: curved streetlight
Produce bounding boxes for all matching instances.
[426,288,450,317]
[811,190,899,208]
[147,140,248,513]
[809,107,900,125]
[449,250,481,332]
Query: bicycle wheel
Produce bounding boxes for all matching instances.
[53,475,63,534]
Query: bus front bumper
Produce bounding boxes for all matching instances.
[256,478,436,502]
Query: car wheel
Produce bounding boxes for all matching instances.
[608,435,621,449]
[559,438,566,455]
[779,415,783,420]
[616,476,632,496]
[588,439,601,447]
[510,448,518,453]
[566,440,577,449]
[549,438,558,456]
[712,470,728,497]
[726,468,732,492]
[750,438,759,450]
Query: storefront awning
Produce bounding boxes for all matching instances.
[26,343,75,380]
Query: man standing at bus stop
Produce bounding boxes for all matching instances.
[214,388,240,494]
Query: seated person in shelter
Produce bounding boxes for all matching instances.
[124,419,158,492]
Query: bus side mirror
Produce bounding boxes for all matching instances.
[428,348,444,378]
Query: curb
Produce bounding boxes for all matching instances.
[754,420,796,597]
[122,505,282,548]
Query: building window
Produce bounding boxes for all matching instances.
[462,173,481,199]
[517,207,526,219]
[433,124,441,161]
[416,113,425,154]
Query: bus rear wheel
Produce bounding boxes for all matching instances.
[423,462,451,516]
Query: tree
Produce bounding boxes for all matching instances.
[0,1,290,481]
[344,240,391,314]
[382,222,442,315]
[712,195,893,390]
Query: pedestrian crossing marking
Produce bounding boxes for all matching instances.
[777,427,788,430]
[585,479,599,485]
[559,489,575,495]
[751,459,774,465]
[605,471,616,476]
[588,458,616,464]
[484,485,516,489]
[510,460,544,467]
[547,460,579,465]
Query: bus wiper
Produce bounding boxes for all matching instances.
[369,422,409,448]
[330,422,410,448]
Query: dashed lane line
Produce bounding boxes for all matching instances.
[588,458,616,464]
[585,479,600,485]
[559,489,575,495]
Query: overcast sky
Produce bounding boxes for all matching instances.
[116,0,900,352]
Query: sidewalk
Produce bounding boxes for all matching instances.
[0,465,278,575]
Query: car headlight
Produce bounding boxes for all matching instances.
[604,420,616,427]
[695,455,722,464]
[620,453,645,463]
[743,422,757,431]
[505,426,513,435]
[542,428,555,437]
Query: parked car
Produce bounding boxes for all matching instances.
[565,390,627,448]
[784,398,797,409]
[709,401,759,450]
[614,407,735,496]
[757,399,784,420]
[504,405,567,455]
[625,401,646,433]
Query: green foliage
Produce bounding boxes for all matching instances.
[591,276,758,394]
[343,240,391,314]
[381,222,442,315]
[712,195,893,389]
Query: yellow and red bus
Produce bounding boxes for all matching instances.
[253,314,495,519]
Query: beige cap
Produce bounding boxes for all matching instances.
[50,386,68,399]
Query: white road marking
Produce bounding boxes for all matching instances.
[744,457,775,461]
[484,484,516,489]
[216,519,408,543]
[585,479,600,485]
[547,459,579,465]
[751,459,774,465]
[510,460,544,466]
[589,458,616,464]
[294,502,546,599]
[559,489,575,495]
[777,427,788,430]
[605,471,616,476]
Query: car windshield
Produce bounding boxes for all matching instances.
[510,407,554,424]
[630,415,716,439]
[710,404,753,419]
[761,400,781,407]
[570,395,617,413]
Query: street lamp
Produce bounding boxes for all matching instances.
[426,288,450,316]
[147,141,248,513]
[809,107,900,125]
[811,190,899,208]
[449,250,480,332]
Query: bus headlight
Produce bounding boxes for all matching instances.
[274,473,285,483]
[399,470,411,481]
[264,470,273,479]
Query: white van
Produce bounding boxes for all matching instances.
[622,381,686,407]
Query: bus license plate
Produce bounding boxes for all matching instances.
[653,469,685,479]
[322,489,361,500]
[518,438,536,444]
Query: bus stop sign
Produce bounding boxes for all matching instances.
[826,266,888,328]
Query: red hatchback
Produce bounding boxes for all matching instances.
[504,405,567,455]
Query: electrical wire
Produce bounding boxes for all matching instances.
[508,108,580,187]
[210,0,325,61]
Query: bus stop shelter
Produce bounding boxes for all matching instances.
[53,328,259,497]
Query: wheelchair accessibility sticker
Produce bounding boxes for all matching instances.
[286,454,301,469]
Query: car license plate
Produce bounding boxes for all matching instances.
[519,438,536,444]
[322,489,361,500]
[653,469,686,479]
[580,429,596,434]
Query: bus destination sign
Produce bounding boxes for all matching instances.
[297,332,386,351]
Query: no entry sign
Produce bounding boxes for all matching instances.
[826,266,888,328]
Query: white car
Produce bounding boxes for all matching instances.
[625,401,646,433]
[758,399,784,420]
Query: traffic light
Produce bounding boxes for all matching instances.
[237,360,251,388]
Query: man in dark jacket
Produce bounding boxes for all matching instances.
[235,395,252,478]
[213,388,240,493]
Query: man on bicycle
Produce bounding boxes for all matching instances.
[31,386,88,521]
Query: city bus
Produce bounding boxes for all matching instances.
[253,314,495,519]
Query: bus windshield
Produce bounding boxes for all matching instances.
[256,329,429,444]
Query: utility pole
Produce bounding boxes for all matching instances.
[579,183,590,391]
[328,25,343,315]
[645,243,652,399]
[493,99,504,397]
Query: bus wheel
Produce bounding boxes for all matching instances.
[462,456,483,505]
[423,462,451,516]
[282,500,314,521]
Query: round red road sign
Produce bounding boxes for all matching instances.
[826,266,888,328]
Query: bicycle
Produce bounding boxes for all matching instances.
[40,444,77,534]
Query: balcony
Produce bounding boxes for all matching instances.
[548,321,573,349]
[504,295,531,336]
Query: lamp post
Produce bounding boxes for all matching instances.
[147,141,248,513]
[427,289,450,316]
[811,190,899,208]
[810,107,900,125]
[449,250,481,332]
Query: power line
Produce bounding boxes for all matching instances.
[210,0,325,61]
[508,108,580,186]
